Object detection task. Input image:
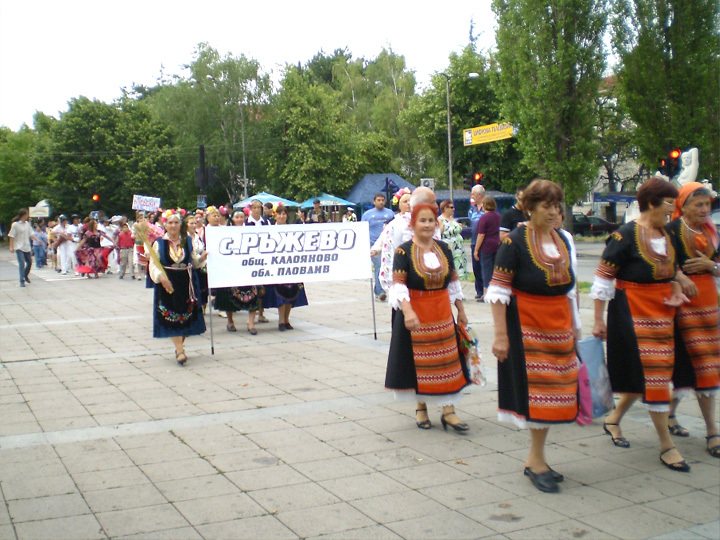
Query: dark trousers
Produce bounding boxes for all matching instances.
[471,244,483,296]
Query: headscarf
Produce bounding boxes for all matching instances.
[672,181,718,248]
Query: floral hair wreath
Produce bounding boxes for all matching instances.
[161,208,187,223]
[392,187,412,206]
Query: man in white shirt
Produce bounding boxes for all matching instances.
[52,215,74,275]
[8,208,40,287]
[67,214,82,275]
[374,187,439,294]
[98,216,118,273]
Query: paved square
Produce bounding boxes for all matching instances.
[0,249,718,539]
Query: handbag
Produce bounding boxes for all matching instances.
[577,337,615,418]
[576,359,593,425]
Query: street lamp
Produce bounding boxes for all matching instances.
[440,72,479,202]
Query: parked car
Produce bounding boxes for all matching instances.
[456,217,473,240]
[572,214,620,236]
[711,210,720,229]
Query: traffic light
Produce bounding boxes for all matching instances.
[384,177,398,205]
[660,149,681,178]
[464,172,483,190]
[92,194,100,202]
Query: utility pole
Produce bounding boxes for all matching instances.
[199,145,207,195]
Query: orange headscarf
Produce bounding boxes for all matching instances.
[672,182,719,249]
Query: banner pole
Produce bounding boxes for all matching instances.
[208,287,215,356]
[370,279,377,340]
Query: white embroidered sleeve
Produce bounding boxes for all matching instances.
[589,275,615,300]
[388,282,410,310]
[448,279,464,303]
[485,284,512,304]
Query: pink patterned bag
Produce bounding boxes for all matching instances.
[576,360,593,425]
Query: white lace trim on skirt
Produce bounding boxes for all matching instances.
[392,390,464,408]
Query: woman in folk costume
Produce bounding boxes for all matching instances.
[665,182,720,457]
[591,177,692,472]
[186,213,209,310]
[488,179,579,493]
[262,205,308,331]
[148,209,207,365]
[385,203,472,433]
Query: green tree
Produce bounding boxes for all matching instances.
[0,125,43,227]
[492,0,607,203]
[265,66,391,199]
[612,0,719,184]
[142,43,272,205]
[34,97,181,216]
[402,45,531,191]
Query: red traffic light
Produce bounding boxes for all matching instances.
[474,173,483,182]
[669,149,681,159]
[92,194,100,202]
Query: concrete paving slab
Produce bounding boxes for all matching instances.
[195,515,297,540]
[385,512,496,539]
[579,504,693,539]
[276,501,375,538]
[13,514,106,540]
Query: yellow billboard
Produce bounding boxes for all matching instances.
[463,122,515,146]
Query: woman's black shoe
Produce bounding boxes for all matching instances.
[441,414,469,432]
[415,408,431,430]
[524,468,559,493]
[525,466,563,483]
[659,447,690,472]
[603,422,630,448]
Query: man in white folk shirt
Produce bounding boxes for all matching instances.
[374,187,439,296]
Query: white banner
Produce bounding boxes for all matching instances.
[29,206,49,218]
[205,222,371,288]
[132,194,162,212]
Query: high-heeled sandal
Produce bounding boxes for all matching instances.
[175,350,187,365]
[706,434,720,458]
[659,447,690,472]
[415,408,431,430]
[668,415,689,437]
[603,422,630,448]
[441,414,469,432]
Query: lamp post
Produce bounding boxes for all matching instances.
[440,72,480,202]
[204,74,249,200]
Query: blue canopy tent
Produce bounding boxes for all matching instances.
[299,192,356,209]
[233,192,300,208]
[346,174,415,208]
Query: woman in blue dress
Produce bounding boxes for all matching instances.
[149,210,207,365]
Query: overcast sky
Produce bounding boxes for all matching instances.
[0,0,497,131]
